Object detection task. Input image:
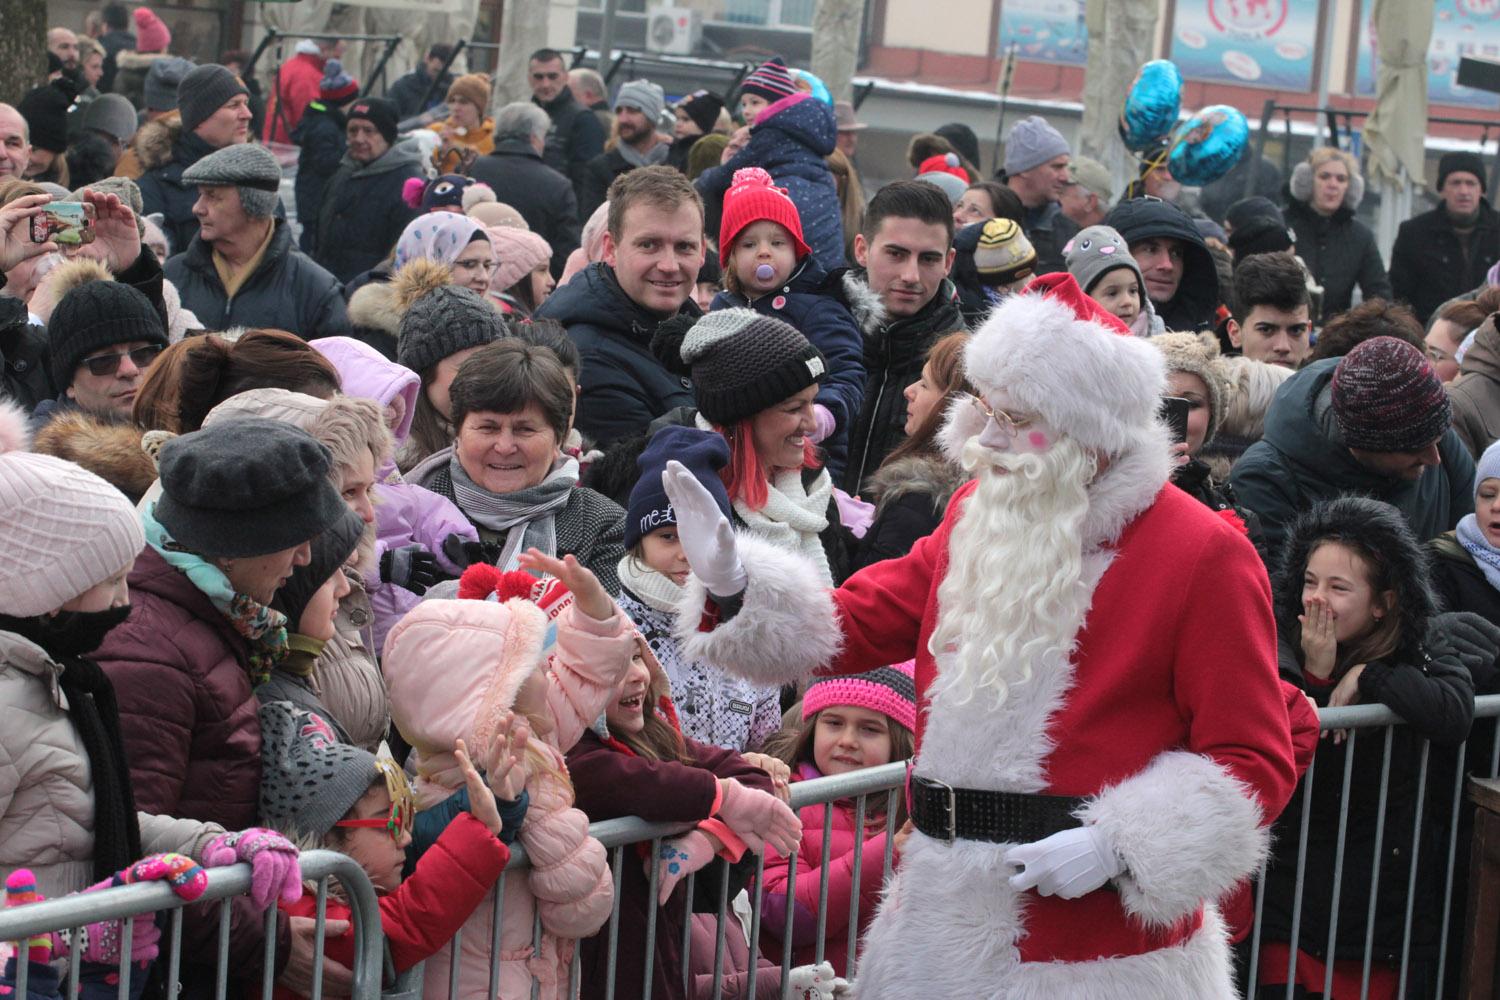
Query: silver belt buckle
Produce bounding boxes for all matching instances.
[924,775,957,843]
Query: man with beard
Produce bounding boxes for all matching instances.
[660,272,1296,997]
[579,79,668,218]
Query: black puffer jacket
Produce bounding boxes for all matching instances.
[1105,197,1219,333]
[467,139,581,277]
[1260,497,1476,970]
[1284,198,1392,321]
[166,220,349,338]
[532,262,699,446]
[1391,200,1500,325]
[836,270,966,495]
[313,142,424,283]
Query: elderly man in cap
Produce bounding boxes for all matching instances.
[1001,115,1078,272]
[1060,155,1112,230]
[578,79,668,217]
[137,62,255,252]
[167,143,347,338]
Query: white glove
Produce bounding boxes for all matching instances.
[786,961,851,1000]
[661,459,748,598]
[1003,825,1123,899]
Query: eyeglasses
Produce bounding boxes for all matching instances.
[967,393,1034,436]
[81,344,162,378]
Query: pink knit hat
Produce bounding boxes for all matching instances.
[802,660,916,733]
[486,226,552,294]
[133,8,172,54]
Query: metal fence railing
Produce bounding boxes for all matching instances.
[6,696,1500,1000]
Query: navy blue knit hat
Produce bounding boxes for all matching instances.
[625,426,732,551]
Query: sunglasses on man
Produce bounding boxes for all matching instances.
[81,344,163,378]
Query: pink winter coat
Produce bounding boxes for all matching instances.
[758,763,890,977]
[311,336,479,651]
[384,597,636,1000]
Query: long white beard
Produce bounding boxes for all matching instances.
[927,436,1095,711]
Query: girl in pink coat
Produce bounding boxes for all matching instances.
[382,550,635,1000]
[759,662,916,977]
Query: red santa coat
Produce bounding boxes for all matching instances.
[677,446,1298,998]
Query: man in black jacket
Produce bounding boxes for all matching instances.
[529,47,605,202]
[1391,152,1500,325]
[1107,196,1220,333]
[467,102,581,277]
[313,97,422,283]
[169,143,348,337]
[387,44,454,120]
[840,180,965,495]
[533,166,702,445]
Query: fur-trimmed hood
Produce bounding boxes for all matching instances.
[31,410,157,503]
[1273,494,1437,668]
[132,114,182,174]
[346,257,454,337]
[839,269,890,336]
[866,451,969,514]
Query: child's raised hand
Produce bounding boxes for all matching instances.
[1299,596,1338,680]
[516,549,616,623]
[484,712,531,804]
[455,739,502,836]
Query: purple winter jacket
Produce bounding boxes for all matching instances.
[311,336,479,650]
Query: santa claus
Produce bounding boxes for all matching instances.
[660,273,1298,998]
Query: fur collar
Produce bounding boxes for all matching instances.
[346,281,399,335]
[1077,423,1174,551]
[840,269,889,336]
[31,412,156,502]
[132,115,181,173]
[867,451,970,513]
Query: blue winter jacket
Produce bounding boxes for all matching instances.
[696,93,845,271]
[709,257,865,479]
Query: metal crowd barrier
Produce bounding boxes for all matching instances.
[8,697,1500,1000]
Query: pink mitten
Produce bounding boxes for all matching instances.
[715,778,800,857]
[647,830,717,906]
[124,853,209,902]
[809,404,838,444]
[4,871,58,963]
[79,879,160,964]
[202,828,302,909]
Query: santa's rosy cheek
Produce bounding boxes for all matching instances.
[1028,431,1050,450]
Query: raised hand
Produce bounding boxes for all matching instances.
[76,188,141,272]
[516,548,615,622]
[483,711,531,803]
[0,194,57,273]
[456,739,502,836]
[661,460,747,598]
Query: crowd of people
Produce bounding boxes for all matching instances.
[3,9,1500,999]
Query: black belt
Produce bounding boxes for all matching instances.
[909,774,1086,844]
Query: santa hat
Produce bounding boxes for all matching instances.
[947,273,1165,458]
[718,167,811,265]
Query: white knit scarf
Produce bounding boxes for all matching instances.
[735,468,834,586]
[616,554,684,613]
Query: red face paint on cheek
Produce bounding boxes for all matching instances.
[1028,431,1049,450]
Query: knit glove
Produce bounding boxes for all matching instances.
[715,778,800,857]
[1004,825,1123,899]
[786,961,852,1000]
[76,852,210,966]
[661,460,747,598]
[202,829,301,909]
[809,404,837,444]
[380,543,441,595]
[1427,611,1500,680]
[442,533,502,570]
[647,830,718,906]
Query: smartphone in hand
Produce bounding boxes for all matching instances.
[30,202,95,246]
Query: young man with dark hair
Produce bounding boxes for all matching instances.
[1106,196,1219,333]
[528,46,604,200]
[1308,298,1425,364]
[1225,251,1312,369]
[387,43,454,119]
[840,179,965,493]
[533,166,704,444]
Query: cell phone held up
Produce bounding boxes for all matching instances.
[1159,396,1190,444]
[30,201,95,246]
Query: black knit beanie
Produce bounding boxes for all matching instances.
[396,285,506,375]
[272,507,364,630]
[653,308,825,427]
[18,82,72,153]
[1438,151,1486,194]
[49,280,168,389]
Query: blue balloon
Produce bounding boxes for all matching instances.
[1119,60,1182,153]
[1168,105,1249,187]
[792,69,833,106]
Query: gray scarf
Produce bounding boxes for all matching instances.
[618,139,670,170]
[448,454,579,570]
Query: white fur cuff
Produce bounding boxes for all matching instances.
[1078,751,1267,929]
[672,533,841,686]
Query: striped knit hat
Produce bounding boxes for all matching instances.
[803,661,917,733]
[1331,336,1451,453]
[740,57,798,106]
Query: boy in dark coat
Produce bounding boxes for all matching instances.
[292,60,359,256]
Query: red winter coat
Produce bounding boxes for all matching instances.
[273,812,510,1000]
[94,545,261,829]
[265,51,326,144]
[759,763,889,976]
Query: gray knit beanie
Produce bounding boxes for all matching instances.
[80,93,139,144]
[1004,115,1069,176]
[1065,225,1145,297]
[143,57,192,113]
[653,308,825,427]
[396,285,506,375]
[181,142,282,218]
[615,79,665,123]
[178,63,250,135]
[258,701,379,839]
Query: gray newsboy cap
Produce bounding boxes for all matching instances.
[181,142,283,218]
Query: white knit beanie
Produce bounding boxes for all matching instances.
[0,402,144,617]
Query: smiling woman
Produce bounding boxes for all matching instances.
[410,339,627,594]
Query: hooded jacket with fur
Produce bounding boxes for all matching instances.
[1285,161,1392,321]
[851,450,969,572]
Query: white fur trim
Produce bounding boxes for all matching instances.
[853,831,1237,998]
[0,401,29,454]
[840,271,888,337]
[964,291,1166,457]
[672,533,840,686]
[1078,751,1267,930]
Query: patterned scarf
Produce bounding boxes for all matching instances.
[448,454,579,570]
[1457,513,1500,592]
[142,505,290,685]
